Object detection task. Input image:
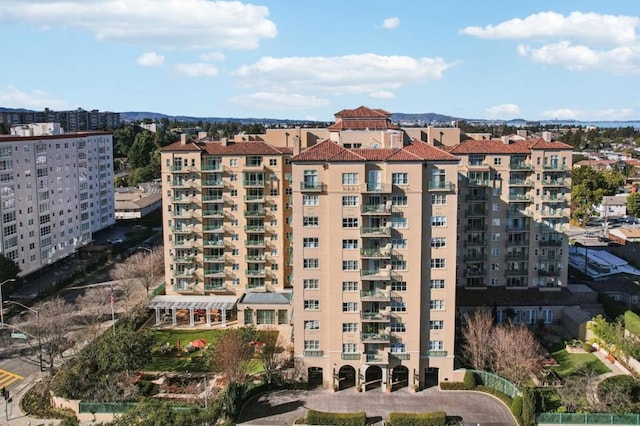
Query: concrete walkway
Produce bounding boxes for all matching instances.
[587,348,633,406]
[237,386,517,425]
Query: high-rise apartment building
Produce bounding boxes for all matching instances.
[0,124,115,276]
[0,108,121,132]
[158,136,294,328]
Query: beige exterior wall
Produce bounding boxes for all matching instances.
[264,128,329,150]
[292,159,459,389]
[160,146,293,328]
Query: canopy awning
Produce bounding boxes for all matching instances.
[148,295,238,311]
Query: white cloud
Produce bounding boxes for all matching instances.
[230,92,330,110]
[0,86,72,110]
[593,108,636,120]
[137,52,164,67]
[199,52,226,62]
[485,103,520,117]
[0,0,277,50]
[233,54,455,94]
[173,63,219,78]
[381,17,400,30]
[370,91,395,99]
[541,108,583,120]
[461,11,638,46]
[463,11,640,74]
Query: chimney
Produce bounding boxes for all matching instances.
[501,136,510,145]
[293,136,301,156]
[542,131,552,142]
[198,131,207,140]
[221,137,228,146]
[180,134,187,145]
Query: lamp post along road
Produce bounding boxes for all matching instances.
[4,300,43,372]
[0,278,17,329]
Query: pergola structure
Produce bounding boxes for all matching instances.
[148,295,238,327]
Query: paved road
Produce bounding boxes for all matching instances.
[238,386,517,425]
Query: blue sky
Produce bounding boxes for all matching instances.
[1,0,639,121]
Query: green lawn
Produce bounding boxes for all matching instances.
[551,349,611,378]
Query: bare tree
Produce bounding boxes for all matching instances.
[210,328,254,384]
[461,309,495,370]
[555,366,599,412]
[490,322,543,386]
[110,259,146,313]
[132,248,164,294]
[73,286,113,339]
[258,327,288,385]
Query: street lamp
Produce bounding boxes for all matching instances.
[3,300,43,372]
[0,279,16,329]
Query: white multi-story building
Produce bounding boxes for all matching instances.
[0,124,115,276]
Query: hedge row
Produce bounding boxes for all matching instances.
[388,411,446,426]
[625,311,640,338]
[306,409,366,426]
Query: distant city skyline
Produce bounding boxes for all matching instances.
[1,0,639,121]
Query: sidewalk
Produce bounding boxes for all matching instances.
[587,348,632,406]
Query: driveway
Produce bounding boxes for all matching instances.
[238,386,517,425]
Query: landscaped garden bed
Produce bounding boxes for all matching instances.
[551,348,611,378]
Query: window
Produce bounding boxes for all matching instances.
[303,194,319,206]
[342,281,358,291]
[430,279,445,289]
[430,237,446,248]
[342,218,358,228]
[492,218,501,227]
[392,173,408,185]
[390,322,406,332]
[543,309,554,324]
[392,195,407,206]
[431,216,447,227]
[492,233,501,241]
[342,260,358,270]
[304,300,319,310]
[524,309,536,325]
[342,302,358,312]
[429,340,444,351]
[430,259,445,268]
[303,279,319,290]
[342,196,358,206]
[493,157,502,166]
[391,217,407,228]
[303,237,319,248]
[304,320,320,330]
[429,320,444,330]
[391,301,407,312]
[342,173,359,185]
[269,158,277,166]
[342,239,358,249]
[491,248,500,256]
[343,343,358,353]
[303,258,319,269]
[491,278,499,286]
[342,323,358,332]
[492,263,500,271]
[391,281,407,291]
[431,194,446,205]
[430,300,445,310]
[492,203,500,212]
[304,340,320,350]
[392,239,407,249]
[230,159,238,167]
[303,216,319,227]
[391,260,407,270]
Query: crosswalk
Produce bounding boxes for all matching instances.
[0,369,23,389]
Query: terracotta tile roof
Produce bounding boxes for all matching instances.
[446,137,572,155]
[334,106,391,118]
[292,139,458,162]
[327,119,400,131]
[574,159,617,167]
[161,140,291,155]
[526,138,573,150]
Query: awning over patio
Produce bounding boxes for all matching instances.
[148,294,239,311]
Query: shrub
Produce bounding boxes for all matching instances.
[510,395,522,418]
[463,370,477,389]
[582,343,595,352]
[388,411,447,426]
[306,409,367,426]
[475,386,513,407]
[625,311,640,338]
[439,382,468,390]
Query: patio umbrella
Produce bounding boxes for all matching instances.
[192,339,207,349]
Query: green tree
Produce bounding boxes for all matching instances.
[521,387,535,426]
[627,192,640,217]
[0,253,20,290]
[128,131,156,169]
[94,326,153,375]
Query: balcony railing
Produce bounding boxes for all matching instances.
[506,253,528,261]
[467,179,492,186]
[465,193,488,201]
[360,311,390,322]
[361,333,391,343]
[507,240,529,247]
[360,268,392,280]
[204,255,228,263]
[540,209,565,218]
[203,240,225,247]
[243,180,265,188]
[361,204,393,214]
[542,164,569,170]
[539,240,563,247]
[427,350,448,357]
[201,179,225,188]
[541,179,567,186]
[245,255,266,262]
[245,269,267,277]
[505,269,529,277]
[465,240,487,247]
[300,182,326,192]
[360,226,391,237]
[360,289,391,301]
[364,183,392,193]
[364,352,388,363]
[508,179,534,186]
[465,208,487,216]
[390,353,410,361]
[203,225,226,233]
[508,194,532,202]
[172,240,198,248]
[204,284,227,291]
[244,209,266,217]
[172,256,195,263]
[428,181,455,191]
[203,209,225,218]
[245,239,266,247]
[465,224,487,232]
[204,269,226,277]
[244,194,266,202]
[202,194,223,202]
[360,247,392,258]
[538,269,561,277]
[170,195,194,203]
[244,225,265,233]
[541,194,567,202]
[509,162,532,170]
[341,353,361,361]
[464,269,486,277]
[303,350,324,357]
[201,163,223,171]
[463,253,487,261]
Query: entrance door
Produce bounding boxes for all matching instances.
[338,365,356,390]
[308,367,323,388]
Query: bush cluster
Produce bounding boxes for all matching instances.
[305,409,367,426]
[439,382,469,390]
[388,411,446,426]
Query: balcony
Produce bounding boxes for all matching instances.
[172,256,195,263]
[360,226,391,237]
[464,269,486,278]
[542,164,569,171]
[171,210,194,219]
[539,239,563,247]
[465,224,487,232]
[541,194,567,202]
[465,239,487,247]
[508,194,532,202]
[170,195,194,203]
[203,225,227,233]
[364,183,392,193]
[203,209,225,218]
[509,162,533,170]
[341,353,361,361]
[508,179,534,187]
[506,253,528,261]
[467,179,492,187]
[360,289,391,301]
[246,269,267,277]
[245,255,266,263]
[204,269,226,278]
[171,226,194,234]
[361,333,391,343]
[360,246,392,259]
[467,162,490,170]
[245,239,266,247]
[538,269,561,277]
[204,284,227,292]
[243,179,265,188]
[172,240,198,248]
[360,267,392,280]
[360,311,391,322]
[428,181,455,192]
[540,209,565,218]
[541,179,567,187]
[465,193,488,201]
[364,352,389,364]
[303,350,324,357]
[300,182,326,192]
[361,204,393,215]
[202,194,223,202]
[390,352,410,361]
[465,208,487,217]
[201,163,223,171]
[170,180,194,188]
[507,240,529,247]
[244,194,266,203]
[173,270,195,278]
[244,225,265,233]
[506,225,529,232]
[463,253,487,262]
[244,209,266,217]
[505,269,529,277]
[201,179,226,188]
[204,255,228,263]
[427,350,448,357]
[203,239,225,247]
